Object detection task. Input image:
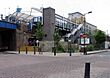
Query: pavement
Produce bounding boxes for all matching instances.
[6,49,109,57]
[0,49,110,78]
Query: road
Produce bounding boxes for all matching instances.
[0,51,110,78]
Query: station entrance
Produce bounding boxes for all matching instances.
[0,28,16,51]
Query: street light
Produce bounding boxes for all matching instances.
[36,40,39,47]
[84,11,92,16]
[83,11,92,55]
[68,39,72,56]
[36,40,40,54]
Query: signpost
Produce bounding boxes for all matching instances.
[80,37,90,45]
[80,34,90,55]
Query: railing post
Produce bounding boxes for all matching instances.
[84,62,90,78]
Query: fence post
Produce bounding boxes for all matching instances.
[84,62,90,78]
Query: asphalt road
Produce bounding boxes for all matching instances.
[0,51,110,78]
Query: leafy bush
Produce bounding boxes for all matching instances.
[87,44,95,51]
[57,44,65,53]
[94,42,105,50]
[68,48,75,53]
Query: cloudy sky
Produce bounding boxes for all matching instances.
[0,0,110,34]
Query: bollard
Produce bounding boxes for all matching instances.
[84,47,87,55]
[53,47,56,56]
[34,46,36,55]
[18,47,20,54]
[84,62,90,78]
[54,50,56,56]
[38,47,41,54]
[26,47,28,54]
[69,51,72,56]
[52,47,56,56]
[69,48,72,56]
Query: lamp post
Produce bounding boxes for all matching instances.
[36,40,39,47]
[36,40,40,53]
[33,39,36,55]
[68,39,72,56]
[83,11,92,55]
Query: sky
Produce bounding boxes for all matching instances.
[0,0,110,34]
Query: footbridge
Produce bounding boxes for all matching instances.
[7,7,83,42]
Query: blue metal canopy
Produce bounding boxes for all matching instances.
[0,21,17,29]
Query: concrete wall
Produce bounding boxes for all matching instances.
[16,29,29,50]
[39,41,54,52]
[16,22,30,50]
[39,41,79,52]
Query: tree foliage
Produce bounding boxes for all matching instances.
[94,30,106,44]
[53,28,61,52]
[34,22,44,40]
[53,28,61,43]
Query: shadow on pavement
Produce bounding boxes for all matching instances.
[0,51,17,54]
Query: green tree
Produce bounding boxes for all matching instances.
[34,22,44,40]
[94,30,106,49]
[53,28,61,52]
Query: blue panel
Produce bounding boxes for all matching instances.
[16,8,22,12]
[0,21,17,29]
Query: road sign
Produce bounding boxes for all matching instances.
[80,38,90,45]
[80,34,88,38]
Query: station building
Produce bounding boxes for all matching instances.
[0,7,97,51]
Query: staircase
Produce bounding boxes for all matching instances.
[65,24,83,43]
